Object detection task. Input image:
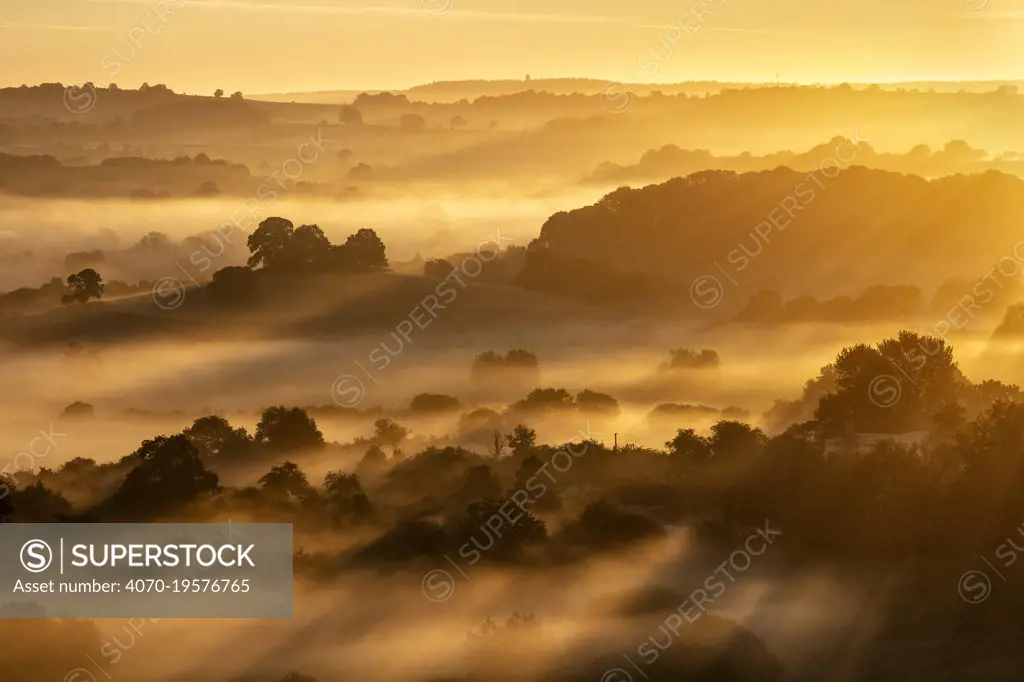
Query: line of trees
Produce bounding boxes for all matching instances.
[245,217,387,273]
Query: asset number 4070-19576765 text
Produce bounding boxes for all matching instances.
[125,578,251,593]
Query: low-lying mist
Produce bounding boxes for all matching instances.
[0,188,603,291]
[4,313,1020,474]
[7,529,882,682]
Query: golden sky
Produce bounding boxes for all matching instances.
[0,0,1021,93]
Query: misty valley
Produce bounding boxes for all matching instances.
[4,3,1024,681]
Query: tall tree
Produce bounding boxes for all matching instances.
[247,217,296,270]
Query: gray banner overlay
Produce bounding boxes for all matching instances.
[0,523,292,618]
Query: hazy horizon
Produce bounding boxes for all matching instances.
[3,0,1023,93]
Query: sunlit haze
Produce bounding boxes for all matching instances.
[2,0,1023,91]
[3,2,1024,682]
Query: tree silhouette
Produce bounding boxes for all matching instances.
[127,435,171,461]
[209,265,257,304]
[409,393,461,412]
[450,115,468,130]
[193,180,221,196]
[356,444,389,479]
[815,332,960,435]
[559,499,665,551]
[338,105,363,125]
[113,434,219,516]
[709,421,766,460]
[291,223,332,267]
[259,461,313,502]
[323,471,373,524]
[510,388,574,414]
[994,302,1024,338]
[489,430,504,458]
[244,219,386,274]
[665,428,713,462]
[62,268,104,304]
[333,227,388,270]
[576,389,620,414]
[373,418,409,455]
[454,497,547,561]
[399,113,426,132]
[247,217,296,270]
[505,424,537,455]
[255,407,325,454]
[184,415,252,461]
[214,89,224,98]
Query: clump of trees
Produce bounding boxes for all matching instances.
[206,217,389,303]
[60,268,104,304]
[508,388,619,415]
[246,217,388,273]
